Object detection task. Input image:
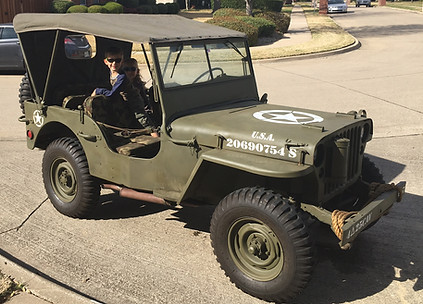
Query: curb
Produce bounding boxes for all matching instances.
[252,37,361,63]
[0,250,100,304]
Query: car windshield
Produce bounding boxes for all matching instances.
[0,27,18,39]
[328,0,345,3]
[155,40,251,88]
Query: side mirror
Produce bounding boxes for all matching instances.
[260,93,268,104]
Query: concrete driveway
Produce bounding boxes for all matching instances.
[1,6,422,304]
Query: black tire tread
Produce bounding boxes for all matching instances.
[362,156,385,184]
[18,73,34,114]
[42,137,100,218]
[210,187,314,303]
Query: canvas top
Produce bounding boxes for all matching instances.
[13,13,245,43]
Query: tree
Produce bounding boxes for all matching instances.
[245,0,253,15]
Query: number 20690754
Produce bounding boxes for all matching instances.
[225,138,297,158]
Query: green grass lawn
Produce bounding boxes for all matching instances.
[384,0,423,11]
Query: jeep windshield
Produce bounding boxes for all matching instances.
[155,40,251,88]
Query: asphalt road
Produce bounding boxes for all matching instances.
[1,6,422,304]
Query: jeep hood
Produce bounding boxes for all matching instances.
[169,102,372,165]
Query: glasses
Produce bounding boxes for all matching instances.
[106,58,122,63]
[123,66,137,72]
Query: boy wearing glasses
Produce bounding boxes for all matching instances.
[92,46,126,98]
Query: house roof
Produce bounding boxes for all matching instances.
[13,13,245,43]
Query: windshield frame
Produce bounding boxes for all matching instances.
[152,38,253,90]
[150,37,259,124]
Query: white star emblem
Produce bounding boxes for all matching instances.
[253,110,324,125]
[33,110,44,127]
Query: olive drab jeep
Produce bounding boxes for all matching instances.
[14,13,406,303]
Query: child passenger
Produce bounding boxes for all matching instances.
[92,46,126,98]
[122,58,158,137]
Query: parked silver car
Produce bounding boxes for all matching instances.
[328,0,348,13]
[0,24,24,71]
[356,0,371,7]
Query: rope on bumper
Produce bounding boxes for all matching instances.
[368,182,403,203]
[331,182,403,241]
[331,210,357,240]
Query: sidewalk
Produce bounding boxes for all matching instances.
[253,5,312,50]
[1,254,96,304]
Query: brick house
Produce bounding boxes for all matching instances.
[0,0,51,23]
[0,0,113,23]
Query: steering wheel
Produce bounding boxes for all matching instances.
[192,67,224,84]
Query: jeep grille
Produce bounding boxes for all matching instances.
[322,124,365,196]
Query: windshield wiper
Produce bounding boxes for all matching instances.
[170,44,183,78]
[224,41,246,59]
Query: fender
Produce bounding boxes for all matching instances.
[177,148,313,204]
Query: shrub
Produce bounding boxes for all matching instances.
[255,11,290,33]
[213,8,246,17]
[156,3,168,13]
[51,0,74,13]
[216,0,281,11]
[265,0,283,12]
[151,4,159,13]
[137,4,154,13]
[67,5,88,13]
[253,0,268,10]
[104,1,124,13]
[220,0,244,9]
[206,17,258,46]
[165,2,180,14]
[236,16,275,36]
[117,0,139,8]
[88,5,108,13]
[139,0,156,5]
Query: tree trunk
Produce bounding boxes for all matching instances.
[245,0,253,16]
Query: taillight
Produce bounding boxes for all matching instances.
[64,37,75,45]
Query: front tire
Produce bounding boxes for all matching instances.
[42,137,100,218]
[362,156,385,184]
[210,187,314,303]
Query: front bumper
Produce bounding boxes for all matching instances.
[340,181,406,247]
[301,181,406,249]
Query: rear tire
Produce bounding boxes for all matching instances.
[210,187,314,303]
[42,137,100,218]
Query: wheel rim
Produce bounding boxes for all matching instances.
[50,157,77,203]
[228,217,283,281]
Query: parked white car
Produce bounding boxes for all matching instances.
[328,0,348,13]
